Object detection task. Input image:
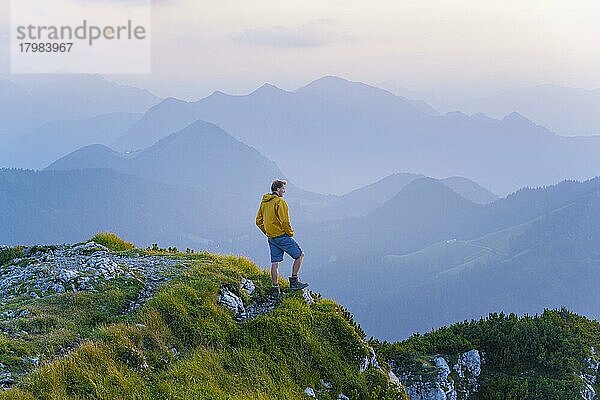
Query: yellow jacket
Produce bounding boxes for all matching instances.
[256,193,294,238]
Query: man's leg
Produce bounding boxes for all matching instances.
[289,251,308,290]
[291,252,304,276]
[271,262,279,285]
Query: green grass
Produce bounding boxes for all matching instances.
[1,252,407,399]
[90,232,135,252]
[0,277,144,377]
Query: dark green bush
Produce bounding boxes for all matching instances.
[0,246,24,266]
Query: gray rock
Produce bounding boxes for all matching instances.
[453,349,481,378]
[0,371,14,386]
[0,242,180,305]
[320,379,333,389]
[24,356,40,366]
[580,378,596,400]
[581,351,599,400]
[240,277,255,295]
[405,381,448,400]
[435,356,451,381]
[389,370,401,385]
[391,350,483,400]
[360,347,382,373]
[304,387,317,398]
[303,289,315,304]
[217,285,246,321]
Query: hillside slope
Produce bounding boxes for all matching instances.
[0,113,140,170]
[306,178,600,340]
[0,168,245,249]
[0,237,407,399]
[1,237,598,399]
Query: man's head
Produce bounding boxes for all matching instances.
[271,179,287,197]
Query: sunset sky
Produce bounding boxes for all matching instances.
[1,0,600,100]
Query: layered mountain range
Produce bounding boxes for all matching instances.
[112,76,600,195]
[1,74,599,346]
[305,177,600,339]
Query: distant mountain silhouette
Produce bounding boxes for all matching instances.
[0,168,239,248]
[0,113,140,169]
[459,84,600,136]
[440,176,498,204]
[0,74,158,148]
[113,76,434,193]
[48,144,130,171]
[6,74,160,120]
[113,76,600,195]
[306,173,496,222]
[48,120,318,201]
[305,178,483,260]
[303,177,600,339]
[0,79,55,144]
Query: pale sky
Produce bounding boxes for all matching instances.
[1,0,600,100]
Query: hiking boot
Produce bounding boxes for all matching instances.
[289,276,309,290]
[271,285,281,299]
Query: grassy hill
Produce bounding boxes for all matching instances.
[377,309,600,400]
[1,234,598,399]
[0,236,407,400]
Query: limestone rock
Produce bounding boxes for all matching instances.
[218,285,246,321]
[360,347,382,373]
[391,349,483,400]
[240,277,255,295]
[304,387,317,398]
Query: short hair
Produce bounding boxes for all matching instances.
[271,179,287,192]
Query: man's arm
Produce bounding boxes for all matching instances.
[279,199,295,237]
[256,204,267,235]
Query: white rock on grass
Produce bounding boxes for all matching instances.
[217,285,246,320]
[435,356,451,381]
[581,378,596,400]
[304,387,317,398]
[240,278,255,295]
[361,347,382,373]
[392,350,485,400]
[303,289,315,304]
[0,242,180,305]
[388,370,401,385]
[320,379,333,389]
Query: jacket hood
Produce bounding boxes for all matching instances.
[261,193,280,203]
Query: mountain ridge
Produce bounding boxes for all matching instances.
[112,76,600,195]
[0,237,597,399]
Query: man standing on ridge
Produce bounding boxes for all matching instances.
[256,179,308,296]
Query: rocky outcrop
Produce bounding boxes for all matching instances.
[218,285,248,321]
[217,281,285,322]
[391,349,482,400]
[217,284,402,399]
[0,242,181,305]
[360,347,382,373]
[453,350,481,396]
[581,347,599,400]
[218,279,321,322]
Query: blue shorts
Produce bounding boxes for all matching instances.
[268,234,303,263]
